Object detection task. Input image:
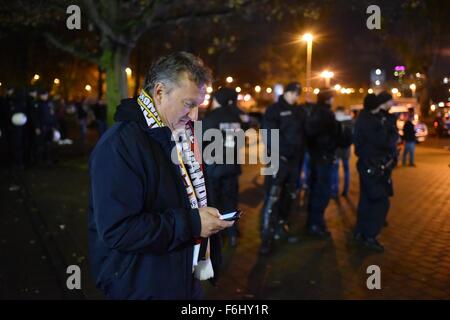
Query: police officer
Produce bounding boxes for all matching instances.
[36,88,58,165]
[202,87,243,247]
[354,92,398,252]
[304,88,339,238]
[260,82,304,253]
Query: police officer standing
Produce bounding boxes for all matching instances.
[202,87,243,247]
[304,88,339,238]
[260,82,304,254]
[354,92,398,252]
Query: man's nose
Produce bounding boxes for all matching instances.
[187,107,198,121]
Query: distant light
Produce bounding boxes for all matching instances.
[0,82,2,87]
[359,88,364,93]
[438,102,445,107]
[409,83,416,90]
[375,69,381,75]
[54,78,60,85]
[266,87,272,94]
[375,80,381,86]
[244,94,251,102]
[226,76,233,83]
[368,88,374,94]
[395,65,406,71]
[349,88,355,93]
[205,94,211,100]
[397,92,402,97]
[302,33,313,42]
[444,77,449,84]
[313,88,320,95]
[125,67,132,76]
[391,88,399,94]
[345,88,352,94]
[334,84,341,91]
[254,85,261,93]
[430,104,436,111]
[340,88,346,94]
[235,86,241,93]
[237,94,244,101]
[320,70,334,79]
[33,74,40,81]
[85,84,92,92]
[414,114,419,121]
[416,73,421,78]
[206,86,213,94]
[394,71,399,76]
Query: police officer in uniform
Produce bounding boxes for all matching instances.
[304,88,339,238]
[202,87,243,247]
[260,82,304,254]
[354,92,398,252]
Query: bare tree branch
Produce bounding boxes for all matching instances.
[44,32,99,64]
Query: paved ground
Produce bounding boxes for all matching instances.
[1,135,449,299]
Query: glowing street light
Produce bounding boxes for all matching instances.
[301,33,314,101]
[320,70,334,87]
[266,87,272,94]
[334,84,341,91]
[430,104,436,111]
[375,69,382,75]
[125,67,132,77]
[54,78,60,85]
[235,86,241,93]
[85,84,92,92]
[391,88,399,94]
[206,86,213,94]
[368,88,374,94]
[375,80,381,86]
[313,88,320,95]
[410,83,416,97]
[33,74,40,81]
[226,76,233,83]
[254,85,261,93]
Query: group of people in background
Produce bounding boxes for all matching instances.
[0,87,108,177]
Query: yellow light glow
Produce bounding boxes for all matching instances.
[33,74,40,81]
[85,84,92,92]
[206,86,213,94]
[226,76,233,83]
[255,85,261,93]
[430,104,436,111]
[391,88,399,94]
[235,86,241,93]
[125,67,132,76]
[313,88,320,95]
[368,88,374,94]
[54,78,60,85]
[244,94,251,102]
[334,84,341,91]
[302,33,313,42]
[320,70,334,79]
[410,83,416,90]
[266,87,272,94]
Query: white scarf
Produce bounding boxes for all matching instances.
[137,89,214,280]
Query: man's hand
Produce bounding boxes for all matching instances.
[198,207,234,238]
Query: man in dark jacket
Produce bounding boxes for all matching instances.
[402,108,416,167]
[202,87,242,247]
[88,52,233,300]
[260,81,304,253]
[354,92,398,252]
[304,88,339,238]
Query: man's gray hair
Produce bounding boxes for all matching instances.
[143,52,212,94]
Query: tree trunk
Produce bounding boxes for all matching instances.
[100,46,130,124]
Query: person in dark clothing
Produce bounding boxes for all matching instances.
[89,52,233,300]
[402,108,416,167]
[93,99,108,137]
[36,89,58,164]
[8,88,28,171]
[259,81,304,254]
[304,88,339,238]
[76,98,88,146]
[202,87,242,247]
[354,92,399,252]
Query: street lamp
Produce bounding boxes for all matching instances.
[226,76,233,84]
[320,70,334,87]
[301,33,314,101]
[410,83,416,97]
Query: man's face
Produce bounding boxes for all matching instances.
[284,91,299,105]
[154,72,206,131]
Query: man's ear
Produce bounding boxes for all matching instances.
[153,82,164,106]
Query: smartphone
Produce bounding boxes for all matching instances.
[219,210,242,221]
